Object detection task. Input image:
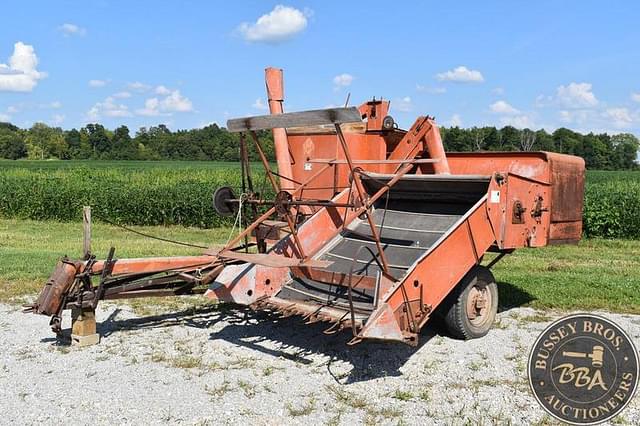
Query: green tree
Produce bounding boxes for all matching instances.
[0,132,27,159]
[65,129,82,158]
[85,123,112,158]
[611,133,640,169]
[499,126,521,151]
[24,123,68,159]
[112,126,138,159]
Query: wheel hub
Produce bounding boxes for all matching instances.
[466,285,491,326]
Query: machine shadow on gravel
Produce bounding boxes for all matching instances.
[89,303,443,383]
[51,280,533,381]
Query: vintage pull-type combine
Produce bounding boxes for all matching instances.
[26,68,585,346]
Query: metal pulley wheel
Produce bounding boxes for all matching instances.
[382,115,395,130]
[212,186,238,217]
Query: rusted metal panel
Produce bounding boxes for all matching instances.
[91,255,217,275]
[502,173,550,248]
[30,259,81,316]
[447,151,584,246]
[549,221,583,244]
[547,153,585,244]
[445,151,552,183]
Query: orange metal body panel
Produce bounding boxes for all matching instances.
[361,195,496,343]
[90,255,218,275]
[485,173,550,248]
[358,100,390,131]
[385,117,450,174]
[285,131,388,200]
[444,151,584,244]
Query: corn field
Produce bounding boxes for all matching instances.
[0,161,638,237]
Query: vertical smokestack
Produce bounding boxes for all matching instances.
[265,67,294,191]
[427,123,450,174]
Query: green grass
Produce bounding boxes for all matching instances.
[1,222,639,313]
[491,239,640,313]
[0,217,230,302]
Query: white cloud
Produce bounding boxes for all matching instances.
[393,96,413,112]
[0,42,47,92]
[500,114,535,129]
[136,89,194,116]
[112,91,131,99]
[58,23,86,37]
[558,109,591,125]
[87,96,132,121]
[127,81,151,92]
[490,100,520,115]
[333,73,354,88]
[492,87,505,95]
[89,79,108,88]
[631,92,640,103]
[160,90,193,112]
[416,84,446,94]
[603,108,634,129]
[0,113,10,122]
[155,85,171,95]
[136,98,163,117]
[252,98,268,110]
[449,114,462,127]
[436,66,484,83]
[237,5,308,43]
[6,106,19,114]
[50,114,65,125]
[556,82,598,108]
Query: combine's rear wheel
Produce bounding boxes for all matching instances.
[443,266,498,340]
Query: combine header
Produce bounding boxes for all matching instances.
[26,68,585,346]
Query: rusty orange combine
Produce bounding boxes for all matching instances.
[26,68,585,345]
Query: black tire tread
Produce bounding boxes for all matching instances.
[443,266,497,340]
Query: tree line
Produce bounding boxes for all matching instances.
[0,121,638,169]
[441,126,639,170]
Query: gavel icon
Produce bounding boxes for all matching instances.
[562,345,604,368]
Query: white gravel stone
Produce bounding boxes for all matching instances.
[0,304,638,425]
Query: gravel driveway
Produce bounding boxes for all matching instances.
[1,302,638,425]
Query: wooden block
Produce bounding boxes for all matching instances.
[71,333,100,347]
[71,307,98,341]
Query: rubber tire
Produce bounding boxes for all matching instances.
[442,266,498,340]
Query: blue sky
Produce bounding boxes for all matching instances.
[1,1,639,136]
